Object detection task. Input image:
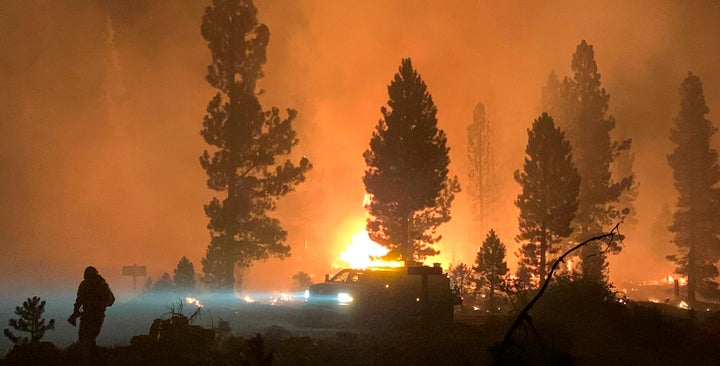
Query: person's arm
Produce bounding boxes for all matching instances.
[68,282,84,326]
[73,282,84,315]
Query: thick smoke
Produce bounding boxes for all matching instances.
[0,1,718,293]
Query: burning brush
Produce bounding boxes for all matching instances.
[183,297,203,322]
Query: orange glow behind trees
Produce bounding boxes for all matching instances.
[0,2,718,291]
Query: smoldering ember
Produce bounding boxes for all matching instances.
[1,1,720,365]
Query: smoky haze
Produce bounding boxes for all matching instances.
[1,1,718,294]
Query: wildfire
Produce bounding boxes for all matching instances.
[185,297,203,308]
[637,274,688,287]
[665,275,688,286]
[336,194,405,269]
[339,230,404,269]
[678,300,691,310]
[362,193,373,208]
[243,296,255,303]
[270,292,293,305]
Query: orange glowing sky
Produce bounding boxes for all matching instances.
[1,1,719,293]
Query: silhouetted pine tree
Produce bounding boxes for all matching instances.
[143,277,154,292]
[199,0,311,290]
[667,73,720,303]
[363,58,459,261]
[448,262,475,306]
[542,41,633,283]
[473,229,509,313]
[514,113,580,282]
[467,102,496,234]
[173,256,196,292]
[3,296,55,345]
[153,272,174,292]
[540,70,575,135]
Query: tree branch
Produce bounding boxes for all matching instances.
[498,223,621,356]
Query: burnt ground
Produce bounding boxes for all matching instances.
[2,289,720,365]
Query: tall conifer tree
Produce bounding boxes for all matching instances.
[363,58,459,261]
[173,256,196,291]
[473,229,509,313]
[514,113,580,282]
[667,73,720,303]
[467,102,496,233]
[541,41,633,283]
[540,71,575,135]
[199,0,311,290]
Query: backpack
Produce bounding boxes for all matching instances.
[105,283,115,307]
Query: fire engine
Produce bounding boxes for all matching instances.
[305,263,461,325]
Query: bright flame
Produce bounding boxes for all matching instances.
[269,292,293,305]
[185,297,203,308]
[362,193,373,208]
[339,230,404,269]
[664,275,688,286]
[243,296,255,303]
[679,300,690,310]
[637,274,689,287]
[336,194,405,269]
[567,259,573,272]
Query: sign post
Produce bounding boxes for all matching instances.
[122,264,147,292]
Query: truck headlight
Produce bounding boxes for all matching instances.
[337,292,354,304]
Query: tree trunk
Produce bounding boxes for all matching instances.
[489,282,495,314]
[688,211,697,305]
[688,245,696,304]
[539,229,547,282]
[401,212,415,263]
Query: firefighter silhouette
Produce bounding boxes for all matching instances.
[69,266,115,347]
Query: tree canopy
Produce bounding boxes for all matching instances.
[173,256,196,292]
[515,113,580,282]
[3,296,55,345]
[541,40,633,283]
[467,102,497,234]
[448,262,474,303]
[473,229,509,313]
[363,58,458,261]
[199,0,311,290]
[667,72,720,303]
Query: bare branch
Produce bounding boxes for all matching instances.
[497,223,621,357]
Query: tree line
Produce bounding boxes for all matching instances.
[194,0,719,306]
[462,42,719,306]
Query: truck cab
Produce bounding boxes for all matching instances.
[305,265,459,325]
